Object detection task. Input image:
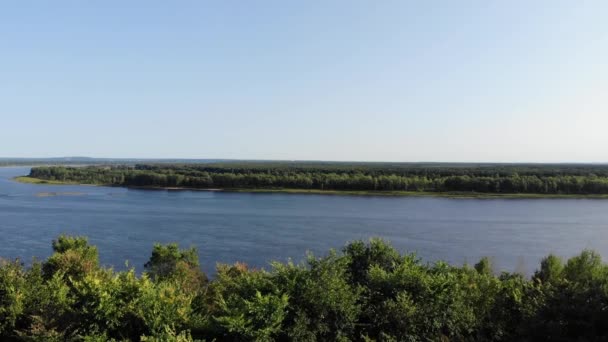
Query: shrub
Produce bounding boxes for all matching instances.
[2,236,608,341]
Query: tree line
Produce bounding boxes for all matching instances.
[1,236,608,341]
[28,164,608,194]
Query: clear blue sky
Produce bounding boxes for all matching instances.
[1,1,606,162]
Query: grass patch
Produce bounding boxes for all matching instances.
[13,176,96,186]
[14,176,62,184]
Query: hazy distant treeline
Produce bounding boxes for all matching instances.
[28,163,608,194]
[0,158,225,167]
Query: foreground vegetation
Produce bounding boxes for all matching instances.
[25,163,608,196]
[2,236,608,341]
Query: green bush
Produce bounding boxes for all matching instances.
[1,236,608,340]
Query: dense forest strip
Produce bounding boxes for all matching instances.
[1,235,608,341]
[26,163,608,194]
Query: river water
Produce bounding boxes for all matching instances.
[1,167,607,275]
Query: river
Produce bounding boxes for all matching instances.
[1,167,607,275]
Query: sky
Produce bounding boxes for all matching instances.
[1,1,607,162]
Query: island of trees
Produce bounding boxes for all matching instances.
[1,236,608,341]
[23,162,608,196]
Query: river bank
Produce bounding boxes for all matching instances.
[13,175,608,199]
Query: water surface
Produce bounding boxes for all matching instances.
[1,167,607,275]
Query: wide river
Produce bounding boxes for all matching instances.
[1,167,608,275]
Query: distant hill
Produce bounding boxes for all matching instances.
[0,157,230,166]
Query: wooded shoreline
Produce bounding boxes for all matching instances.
[15,175,608,199]
[16,162,608,198]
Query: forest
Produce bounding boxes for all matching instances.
[1,236,608,341]
[27,163,608,194]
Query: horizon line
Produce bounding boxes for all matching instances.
[1,156,607,165]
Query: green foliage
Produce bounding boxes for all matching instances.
[214,290,288,341]
[144,243,207,293]
[474,257,493,276]
[274,252,361,341]
[28,163,608,194]
[141,326,198,342]
[343,238,403,286]
[136,278,194,336]
[0,260,26,335]
[534,254,563,284]
[562,249,607,283]
[43,235,99,280]
[2,236,608,340]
